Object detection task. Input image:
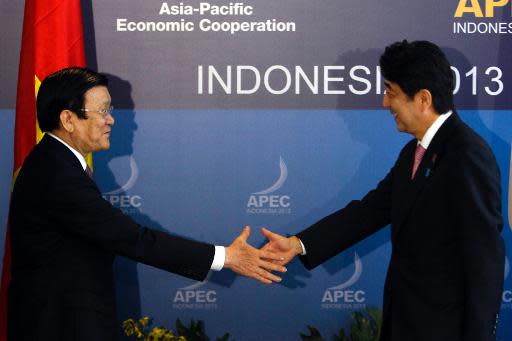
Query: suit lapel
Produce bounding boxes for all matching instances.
[392,113,458,236]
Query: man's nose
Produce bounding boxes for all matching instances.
[106,113,115,125]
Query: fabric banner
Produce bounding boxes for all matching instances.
[0,1,86,340]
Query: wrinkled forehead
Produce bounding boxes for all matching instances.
[83,86,111,107]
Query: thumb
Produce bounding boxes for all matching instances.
[261,227,281,241]
[238,225,251,242]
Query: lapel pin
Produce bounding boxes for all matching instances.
[431,153,438,165]
[424,153,439,177]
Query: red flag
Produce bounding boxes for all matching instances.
[0,1,87,339]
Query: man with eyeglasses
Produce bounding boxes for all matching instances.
[7,67,285,341]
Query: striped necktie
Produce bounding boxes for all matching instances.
[411,144,426,179]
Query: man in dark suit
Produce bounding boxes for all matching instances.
[261,40,504,341]
[7,67,286,341]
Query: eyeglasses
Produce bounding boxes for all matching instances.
[80,105,114,118]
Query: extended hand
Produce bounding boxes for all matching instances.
[260,227,303,266]
[225,226,287,284]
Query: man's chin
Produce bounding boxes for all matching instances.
[98,141,110,151]
[394,121,406,132]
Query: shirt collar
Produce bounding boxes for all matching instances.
[47,132,88,171]
[418,110,452,149]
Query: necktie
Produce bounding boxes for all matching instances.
[411,144,426,179]
[85,165,94,179]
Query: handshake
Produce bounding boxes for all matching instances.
[223,226,304,284]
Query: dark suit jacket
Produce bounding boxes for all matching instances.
[8,134,215,341]
[297,113,504,341]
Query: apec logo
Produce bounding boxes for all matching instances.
[321,253,366,310]
[246,157,291,214]
[455,0,511,17]
[172,274,218,310]
[102,156,143,212]
[453,0,512,34]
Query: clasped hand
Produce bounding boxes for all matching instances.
[224,226,302,284]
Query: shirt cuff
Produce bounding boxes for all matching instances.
[299,238,306,255]
[210,245,225,271]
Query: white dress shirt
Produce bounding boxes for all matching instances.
[417,111,452,149]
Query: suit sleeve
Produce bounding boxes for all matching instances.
[296,161,396,270]
[452,143,504,341]
[46,172,215,281]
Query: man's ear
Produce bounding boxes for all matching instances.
[59,110,75,133]
[416,89,433,112]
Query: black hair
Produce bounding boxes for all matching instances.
[379,40,454,114]
[36,67,109,132]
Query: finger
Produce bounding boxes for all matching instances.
[260,227,280,240]
[245,266,273,284]
[259,250,285,262]
[259,259,287,273]
[237,225,251,242]
[261,258,287,266]
[261,228,288,245]
[257,268,282,283]
[261,242,284,253]
[252,273,272,285]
